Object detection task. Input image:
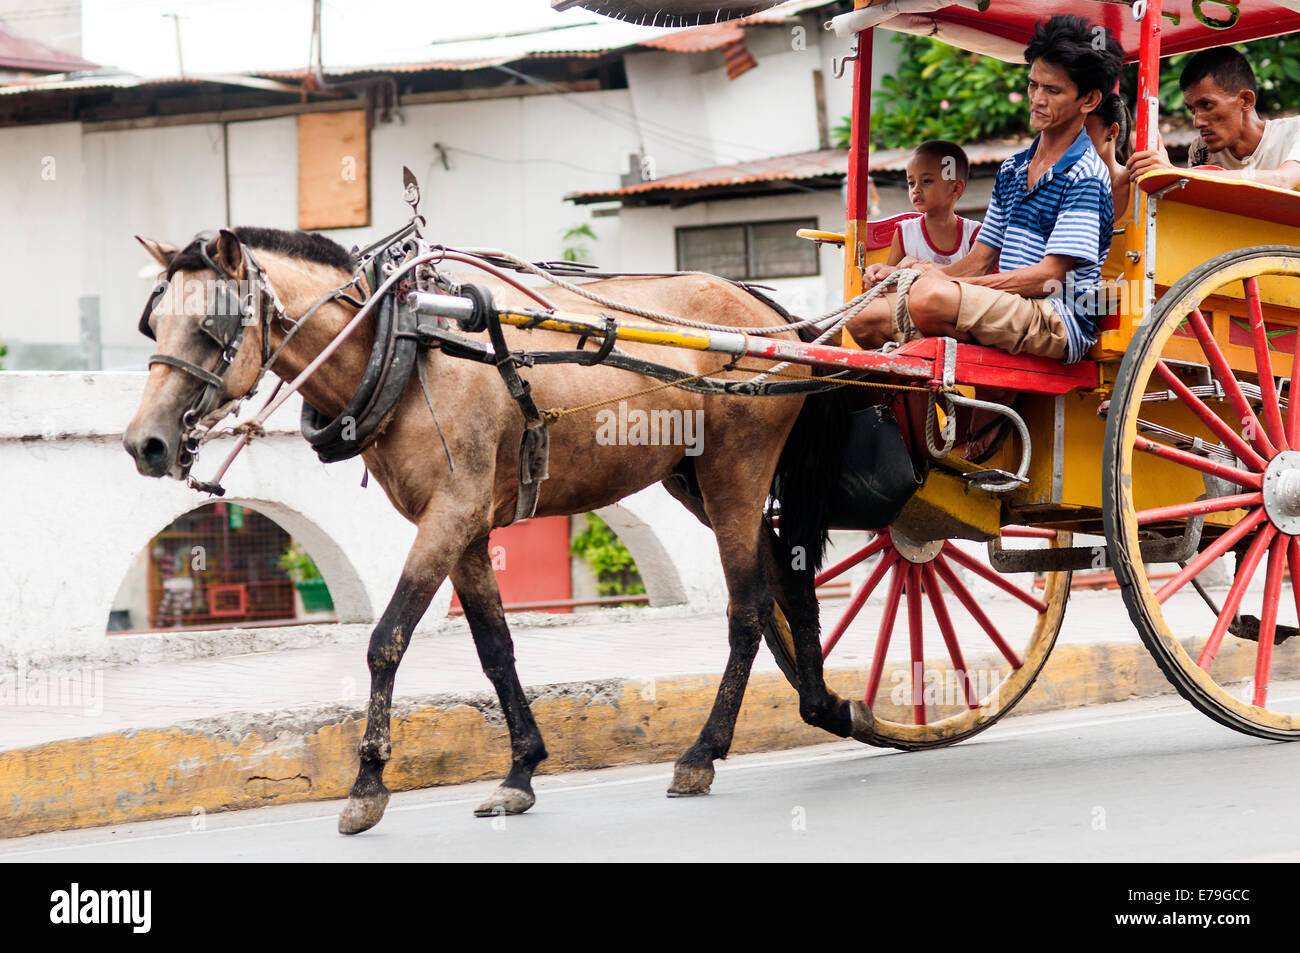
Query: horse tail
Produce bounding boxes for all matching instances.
[769,387,852,575]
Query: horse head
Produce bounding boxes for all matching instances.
[124,229,274,479]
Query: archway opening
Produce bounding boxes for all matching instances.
[107,501,343,633]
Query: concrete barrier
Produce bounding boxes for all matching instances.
[5,636,1293,839]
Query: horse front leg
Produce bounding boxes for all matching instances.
[338,531,456,836]
[667,515,770,797]
[450,538,548,817]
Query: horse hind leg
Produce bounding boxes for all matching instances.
[451,538,548,817]
[761,521,872,741]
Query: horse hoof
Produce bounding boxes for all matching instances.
[338,791,390,835]
[473,785,535,817]
[847,700,877,744]
[666,762,714,797]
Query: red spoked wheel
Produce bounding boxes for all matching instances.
[1104,247,1300,739]
[764,525,1072,750]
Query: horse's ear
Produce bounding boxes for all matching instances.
[135,235,178,269]
[207,228,245,277]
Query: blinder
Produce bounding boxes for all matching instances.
[137,228,281,477]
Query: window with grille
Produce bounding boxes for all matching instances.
[675,218,819,280]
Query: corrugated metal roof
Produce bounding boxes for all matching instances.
[568,130,1208,203]
[567,144,1021,202]
[257,0,830,78]
[0,21,97,75]
[0,71,302,98]
[552,0,790,27]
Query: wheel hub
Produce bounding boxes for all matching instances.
[1262,449,1300,534]
[888,530,942,563]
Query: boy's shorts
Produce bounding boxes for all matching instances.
[881,283,1068,360]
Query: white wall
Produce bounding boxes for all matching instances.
[0,372,724,665]
[618,190,846,317]
[83,123,227,364]
[0,122,85,357]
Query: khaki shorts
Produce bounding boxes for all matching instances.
[954,283,1068,360]
[879,284,1068,360]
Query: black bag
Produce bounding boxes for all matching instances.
[827,405,928,530]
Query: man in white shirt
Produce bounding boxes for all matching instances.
[1128,46,1300,190]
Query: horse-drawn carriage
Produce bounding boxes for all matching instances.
[125,0,1300,830]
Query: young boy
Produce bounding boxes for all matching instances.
[886,140,981,267]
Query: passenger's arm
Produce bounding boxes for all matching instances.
[961,254,1073,297]
[939,240,998,278]
[885,230,904,266]
[1204,161,1300,190]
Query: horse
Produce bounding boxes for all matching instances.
[123,226,872,834]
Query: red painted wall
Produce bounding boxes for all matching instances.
[450,515,573,613]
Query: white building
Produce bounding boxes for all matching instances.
[0,0,896,370]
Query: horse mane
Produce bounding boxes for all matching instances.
[169,227,356,274]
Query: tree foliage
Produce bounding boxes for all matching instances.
[847,32,1300,153]
[570,513,646,600]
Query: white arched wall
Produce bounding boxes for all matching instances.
[598,483,728,611]
[0,373,725,665]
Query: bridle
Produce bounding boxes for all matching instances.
[139,230,289,478]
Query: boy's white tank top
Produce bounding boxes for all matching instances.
[898,215,981,266]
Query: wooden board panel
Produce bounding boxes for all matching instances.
[297,110,369,230]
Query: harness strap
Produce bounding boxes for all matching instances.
[148,353,225,388]
[478,283,550,524]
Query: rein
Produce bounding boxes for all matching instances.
[143,169,874,520]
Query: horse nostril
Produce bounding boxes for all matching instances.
[142,437,170,469]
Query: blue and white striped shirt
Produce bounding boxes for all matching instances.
[977,129,1113,363]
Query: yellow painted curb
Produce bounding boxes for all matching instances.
[2,639,1295,838]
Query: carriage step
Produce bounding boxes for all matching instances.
[989,522,1202,573]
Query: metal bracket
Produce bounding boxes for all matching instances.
[989,515,1204,573]
[832,37,859,80]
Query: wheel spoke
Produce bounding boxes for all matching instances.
[1135,492,1262,525]
[822,547,898,659]
[932,555,1023,668]
[814,533,890,587]
[1133,435,1264,489]
[1244,277,1289,451]
[1186,307,1277,459]
[1253,533,1288,707]
[906,564,926,725]
[864,559,908,705]
[941,542,1048,612]
[1198,524,1274,669]
[1153,361,1269,471]
[921,562,979,708]
[1155,508,1269,604]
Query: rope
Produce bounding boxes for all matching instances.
[925,391,957,457]
[474,248,868,337]
[748,268,922,384]
[539,364,734,424]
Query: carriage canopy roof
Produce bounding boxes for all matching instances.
[556,0,1300,62]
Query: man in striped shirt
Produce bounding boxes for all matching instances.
[847,14,1122,366]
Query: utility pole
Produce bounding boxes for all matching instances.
[163,11,185,77]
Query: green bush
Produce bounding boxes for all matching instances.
[848,33,1028,151]
[570,513,646,601]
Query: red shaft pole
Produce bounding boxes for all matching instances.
[846,28,874,222]
[1135,0,1163,154]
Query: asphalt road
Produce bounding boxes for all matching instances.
[4,690,1300,863]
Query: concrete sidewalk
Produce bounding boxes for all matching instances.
[5,589,1147,751]
[2,588,1295,838]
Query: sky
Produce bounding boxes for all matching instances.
[76,0,598,77]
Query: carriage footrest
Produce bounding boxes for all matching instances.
[989,523,1202,573]
[955,468,1027,491]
